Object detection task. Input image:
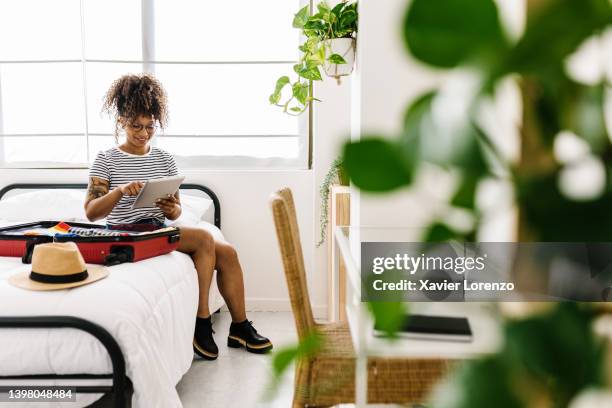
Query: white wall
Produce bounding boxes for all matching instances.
[311,0,354,321]
[354,0,448,229]
[312,69,351,321]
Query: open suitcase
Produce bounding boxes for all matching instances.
[0,221,181,265]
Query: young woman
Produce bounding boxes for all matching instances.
[84,74,272,360]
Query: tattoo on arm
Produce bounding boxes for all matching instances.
[86,177,110,202]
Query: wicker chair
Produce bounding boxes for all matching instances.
[270,188,451,407]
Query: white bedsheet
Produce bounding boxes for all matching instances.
[0,220,225,407]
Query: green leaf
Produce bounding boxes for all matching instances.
[568,84,608,153]
[343,138,414,192]
[431,356,522,408]
[292,81,310,105]
[300,37,319,55]
[424,222,466,242]
[400,90,436,162]
[271,332,322,379]
[452,134,489,176]
[328,53,347,64]
[504,0,612,76]
[304,20,328,33]
[517,173,612,241]
[273,76,290,94]
[338,10,357,33]
[451,174,480,209]
[367,301,406,339]
[316,1,332,17]
[295,61,322,81]
[271,348,298,376]
[289,107,303,113]
[402,92,436,129]
[307,67,322,81]
[531,70,573,145]
[292,5,310,29]
[269,76,290,105]
[306,44,326,64]
[331,2,346,18]
[503,303,603,405]
[400,91,489,177]
[403,0,508,68]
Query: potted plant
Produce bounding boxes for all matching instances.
[317,157,349,247]
[269,1,358,116]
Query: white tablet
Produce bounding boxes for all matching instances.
[130,175,186,209]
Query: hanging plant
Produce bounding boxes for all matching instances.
[269,1,358,116]
[317,157,349,247]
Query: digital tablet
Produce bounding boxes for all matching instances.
[130,175,185,209]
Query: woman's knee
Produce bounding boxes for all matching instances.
[216,242,238,265]
[196,229,215,254]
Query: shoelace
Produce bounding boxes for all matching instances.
[247,320,258,334]
[197,318,215,335]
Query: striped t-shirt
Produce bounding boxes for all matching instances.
[89,146,179,225]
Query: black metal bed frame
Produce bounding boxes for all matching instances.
[0,183,221,228]
[0,183,222,407]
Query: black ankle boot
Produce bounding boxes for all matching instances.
[193,316,218,360]
[228,320,273,354]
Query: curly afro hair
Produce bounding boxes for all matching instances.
[102,73,168,140]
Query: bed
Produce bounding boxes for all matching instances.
[0,183,225,407]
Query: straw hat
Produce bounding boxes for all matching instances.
[8,242,108,291]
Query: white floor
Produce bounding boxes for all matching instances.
[176,311,403,408]
[176,311,299,408]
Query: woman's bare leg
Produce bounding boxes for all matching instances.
[177,227,216,318]
[215,241,247,323]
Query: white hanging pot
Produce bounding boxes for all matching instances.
[323,38,356,81]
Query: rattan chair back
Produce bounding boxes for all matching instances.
[270,188,316,341]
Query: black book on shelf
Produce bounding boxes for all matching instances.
[374,314,473,342]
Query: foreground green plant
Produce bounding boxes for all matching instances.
[269,1,358,115]
[342,0,612,406]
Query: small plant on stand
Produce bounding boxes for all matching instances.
[317,157,349,247]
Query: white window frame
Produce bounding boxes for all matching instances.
[0,0,311,170]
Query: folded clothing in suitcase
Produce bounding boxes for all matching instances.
[0,221,181,265]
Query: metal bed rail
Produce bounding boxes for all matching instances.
[0,316,132,407]
[0,182,221,228]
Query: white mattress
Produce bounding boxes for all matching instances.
[0,220,225,408]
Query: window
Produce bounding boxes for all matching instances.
[0,0,307,168]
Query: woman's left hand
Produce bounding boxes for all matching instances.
[156,195,181,219]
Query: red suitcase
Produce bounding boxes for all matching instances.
[0,221,181,265]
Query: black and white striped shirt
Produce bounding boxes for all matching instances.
[89,146,179,225]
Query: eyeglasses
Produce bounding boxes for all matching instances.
[128,123,159,133]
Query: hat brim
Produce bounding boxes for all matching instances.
[8,265,109,291]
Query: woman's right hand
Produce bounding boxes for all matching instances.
[119,181,145,196]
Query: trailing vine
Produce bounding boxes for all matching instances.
[317,157,347,247]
